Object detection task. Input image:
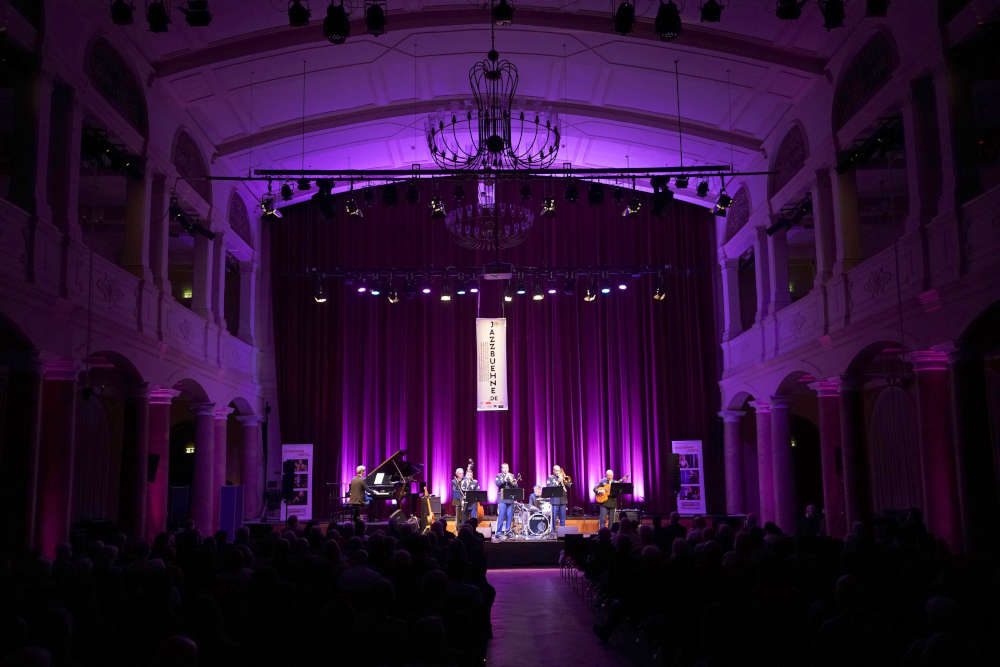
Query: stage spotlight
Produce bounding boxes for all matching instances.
[387,289,400,304]
[696,180,710,197]
[380,184,398,206]
[421,285,432,295]
[456,284,467,296]
[280,183,294,201]
[365,2,386,36]
[260,197,282,220]
[312,274,327,303]
[583,284,597,302]
[111,0,135,25]
[288,0,311,26]
[700,0,723,22]
[297,178,312,191]
[618,280,628,291]
[323,1,350,44]
[504,287,513,303]
[547,284,558,295]
[532,283,545,302]
[429,196,446,219]
[674,175,690,189]
[406,181,420,204]
[650,175,669,192]
[654,1,682,41]
[776,0,805,20]
[600,281,612,295]
[622,197,643,217]
[370,285,382,296]
[345,198,364,218]
[147,1,169,32]
[819,0,845,29]
[314,179,336,219]
[866,0,889,16]
[653,280,667,301]
[613,1,635,35]
[564,183,579,203]
[587,182,605,205]
[467,279,480,294]
[356,282,367,294]
[515,282,527,296]
[493,0,514,26]
[181,1,212,27]
[540,197,557,217]
[716,191,733,210]
[440,283,453,302]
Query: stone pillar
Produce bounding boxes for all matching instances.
[190,402,216,533]
[122,170,153,282]
[192,236,214,319]
[770,397,796,533]
[211,232,227,328]
[910,348,962,551]
[831,169,862,274]
[753,228,771,323]
[148,173,171,292]
[811,169,836,286]
[768,227,791,313]
[750,400,774,524]
[237,415,263,519]
[212,406,233,528]
[720,410,745,515]
[718,256,742,341]
[839,379,870,529]
[33,358,78,558]
[809,378,847,538]
[237,260,257,344]
[144,386,178,539]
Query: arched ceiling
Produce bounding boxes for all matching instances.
[94,1,860,198]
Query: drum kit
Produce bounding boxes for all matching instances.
[501,500,554,540]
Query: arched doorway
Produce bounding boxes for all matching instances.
[735,395,760,518]
[954,302,1000,553]
[167,379,209,529]
[0,314,37,553]
[776,372,824,530]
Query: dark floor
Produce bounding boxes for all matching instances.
[486,568,631,667]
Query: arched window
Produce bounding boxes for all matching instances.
[724,185,751,242]
[832,31,899,132]
[85,38,148,138]
[171,130,212,205]
[768,125,809,200]
[228,191,253,248]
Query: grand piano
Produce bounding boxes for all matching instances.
[363,450,423,518]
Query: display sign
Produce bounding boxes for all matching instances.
[281,443,314,521]
[671,440,707,515]
[476,318,508,411]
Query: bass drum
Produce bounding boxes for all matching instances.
[527,512,550,537]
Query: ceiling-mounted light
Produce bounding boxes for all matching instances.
[370,284,382,296]
[504,286,513,303]
[866,0,889,17]
[583,284,597,302]
[696,180,710,197]
[297,178,312,191]
[356,281,368,294]
[147,1,170,32]
[541,197,557,217]
[440,282,453,302]
[653,276,667,301]
[622,198,643,217]
[714,190,733,217]
[819,0,845,29]
[493,0,514,26]
[515,282,527,296]
[312,271,327,303]
[280,183,294,201]
[700,0,723,22]
[429,196,446,219]
[776,0,805,20]
[617,280,628,291]
[674,175,690,189]
[600,280,612,295]
[365,1,386,35]
[260,196,282,221]
[613,1,635,35]
[587,182,604,206]
[654,1,682,41]
[468,280,479,294]
[532,283,545,302]
[344,198,364,218]
[288,0,311,26]
[323,1,350,44]
[181,1,212,27]
[387,289,400,304]
[313,179,335,219]
[111,0,135,25]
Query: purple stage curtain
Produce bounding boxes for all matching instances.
[269,181,720,516]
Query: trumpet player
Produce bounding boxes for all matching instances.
[545,464,571,527]
[495,463,517,535]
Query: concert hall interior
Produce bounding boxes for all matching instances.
[1,1,999,665]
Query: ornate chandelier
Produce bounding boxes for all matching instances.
[426,7,559,171]
[444,179,536,251]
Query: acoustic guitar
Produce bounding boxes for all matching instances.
[423,484,434,533]
[595,474,630,505]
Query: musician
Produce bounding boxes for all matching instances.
[594,469,617,529]
[459,469,480,522]
[528,485,544,508]
[545,465,571,527]
[348,465,368,522]
[495,463,517,535]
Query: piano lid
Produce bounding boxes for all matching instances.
[365,450,423,487]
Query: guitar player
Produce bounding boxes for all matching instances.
[594,469,618,529]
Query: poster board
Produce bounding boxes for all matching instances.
[672,440,707,515]
[476,318,508,411]
[281,443,314,521]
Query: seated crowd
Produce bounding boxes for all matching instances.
[564,510,999,667]
[0,516,494,667]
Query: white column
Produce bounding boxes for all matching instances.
[753,227,770,323]
[770,397,796,533]
[192,235,214,318]
[211,232,227,328]
[831,169,862,274]
[190,402,216,532]
[212,406,233,529]
[720,409,745,515]
[768,227,791,313]
[236,415,263,519]
[811,169,836,286]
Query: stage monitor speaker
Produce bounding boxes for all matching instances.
[556,525,579,537]
[147,454,160,482]
[420,495,442,515]
[476,525,492,539]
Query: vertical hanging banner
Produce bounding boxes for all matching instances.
[672,440,707,515]
[476,318,508,411]
[281,443,314,521]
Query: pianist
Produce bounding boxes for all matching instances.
[349,465,369,522]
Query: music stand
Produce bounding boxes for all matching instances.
[465,490,488,505]
[501,488,524,502]
[611,482,634,524]
[541,487,566,500]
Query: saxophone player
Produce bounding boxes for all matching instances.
[545,464,571,527]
